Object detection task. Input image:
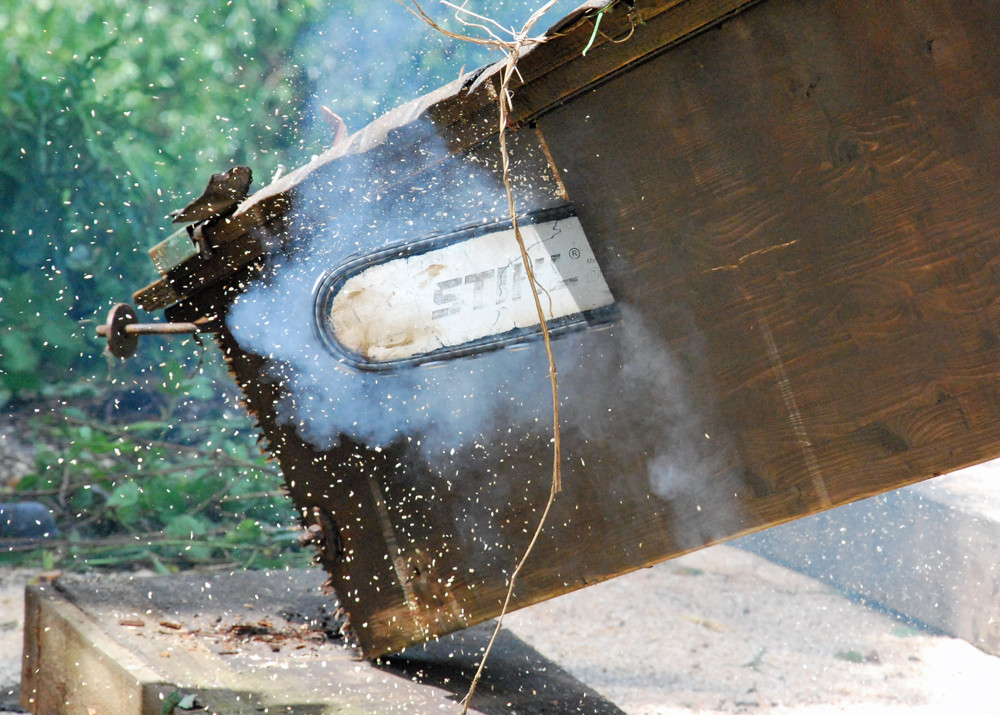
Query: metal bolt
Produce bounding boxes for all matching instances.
[97,303,201,359]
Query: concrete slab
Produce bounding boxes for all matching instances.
[503,544,1000,714]
[736,462,1000,656]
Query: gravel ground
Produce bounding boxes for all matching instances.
[4,545,1000,714]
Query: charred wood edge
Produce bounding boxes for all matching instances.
[162,277,376,641]
[133,0,756,313]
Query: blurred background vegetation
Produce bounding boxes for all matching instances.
[0,0,574,571]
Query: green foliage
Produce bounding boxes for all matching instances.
[1,353,310,571]
[0,0,324,400]
[0,0,552,402]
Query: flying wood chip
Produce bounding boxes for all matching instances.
[169,166,252,224]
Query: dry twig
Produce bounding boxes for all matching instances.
[399,1,562,711]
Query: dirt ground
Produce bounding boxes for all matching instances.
[4,544,1000,714]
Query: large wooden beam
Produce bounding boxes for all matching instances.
[150,0,1000,657]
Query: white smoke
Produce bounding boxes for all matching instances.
[227,6,748,546]
[228,139,745,544]
[228,125,554,456]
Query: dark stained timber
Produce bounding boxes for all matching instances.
[150,0,1000,656]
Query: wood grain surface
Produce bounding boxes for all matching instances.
[161,0,1000,657]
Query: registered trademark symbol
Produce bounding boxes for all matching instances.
[568,247,581,259]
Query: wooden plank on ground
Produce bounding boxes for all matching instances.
[21,586,171,715]
[20,571,621,715]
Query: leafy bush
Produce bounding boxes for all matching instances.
[2,347,310,571]
[0,0,325,401]
[0,0,540,402]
